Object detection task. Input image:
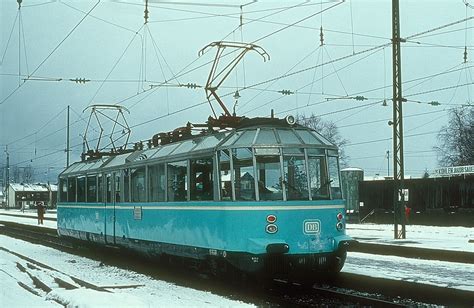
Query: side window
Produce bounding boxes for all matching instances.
[167,161,188,201]
[149,164,165,202]
[256,154,282,201]
[308,156,329,200]
[219,150,232,201]
[59,178,67,202]
[115,173,121,202]
[131,167,146,202]
[86,175,97,202]
[232,148,255,201]
[97,175,103,202]
[67,177,76,202]
[106,174,112,203]
[77,176,86,202]
[328,156,342,199]
[190,158,213,201]
[283,154,309,200]
[123,169,129,202]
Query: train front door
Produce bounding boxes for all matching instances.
[104,172,118,244]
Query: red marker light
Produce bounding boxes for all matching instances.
[337,213,343,221]
[267,214,277,223]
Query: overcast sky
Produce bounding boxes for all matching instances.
[1,0,473,182]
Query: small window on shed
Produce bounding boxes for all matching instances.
[86,175,97,202]
[59,178,67,202]
[67,177,76,202]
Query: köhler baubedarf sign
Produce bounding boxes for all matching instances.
[434,165,474,177]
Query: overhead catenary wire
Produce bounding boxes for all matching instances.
[4,1,474,172]
[1,10,19,65]
[0,0,101,106]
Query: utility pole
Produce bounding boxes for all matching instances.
[386,150,390,176]
[391,0,406,239]
[5,146,9,209]
[66,105,70,168]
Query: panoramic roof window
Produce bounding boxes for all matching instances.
[155,143,180,158]
[172,139,198,156]
[233,130,256,147]
[221,131,243,147]
[277,129,301,144]
[297,130,322,145]
[193,135,222,151]
[256,129,277,145]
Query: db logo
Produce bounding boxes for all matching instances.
[303,220,321,234]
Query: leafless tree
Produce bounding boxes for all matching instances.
[23,166,33,183]
[297,113,349,167]
[435,107,474,167]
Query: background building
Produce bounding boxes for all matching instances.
[5,183,57,209]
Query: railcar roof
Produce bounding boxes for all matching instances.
[60,125,336,177]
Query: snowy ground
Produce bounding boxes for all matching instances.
[347,223,474,252]
[344,252,474,292]
[1,209,473,307]
[0,235,254,307]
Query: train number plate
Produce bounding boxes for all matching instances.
[303,220,321,234]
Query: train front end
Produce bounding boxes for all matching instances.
[215,120,354,279]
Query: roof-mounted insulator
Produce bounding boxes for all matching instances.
[320,26,324,46]
[181,83,201,89]
[279,89,294,96]
[70,78,90,84]
[144,0,149,24]
[240,5,243,28]
[354,96,367,101]
[429,101,440,106]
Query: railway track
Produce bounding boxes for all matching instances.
[1,221,473,306]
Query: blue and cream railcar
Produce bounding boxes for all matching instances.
[57,119,352,278]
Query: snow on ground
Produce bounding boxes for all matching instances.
[0,235,254,308]
[343,252,474,292]
[346,223,474,252]
[0,209,56,229]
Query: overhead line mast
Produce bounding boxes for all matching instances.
[391,0,407,239]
